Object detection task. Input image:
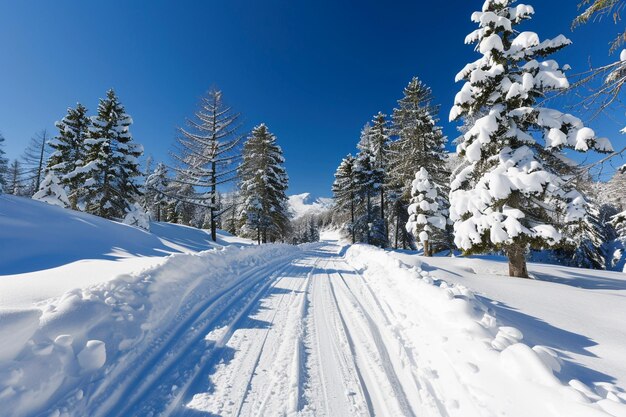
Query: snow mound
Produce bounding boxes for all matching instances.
[344,244,626,417]
[0,243,300,417]
[288,193,332,219]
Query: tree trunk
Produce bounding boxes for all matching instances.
[210,161,217,242]
[350,193,355,244]
[380,187,387,244]
[394,208,400,249]
[423,240,431,257]
[36,131,46,191]
[366,191,371,245]
[506,245,529,278]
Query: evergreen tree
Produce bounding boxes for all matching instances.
[32,171,70,208]
[0,133,8,193]
[369,112,391,240]
[354,124,386,247]
[388,77,449,249]
[49,103,91,209]
[144,163,170,221]
[83,89,143,219]
[406,167,447,256]
[450,0,613,277]
[174,89,242,241]
[332,155,358,243]
[123,202,151,230]
[237,124,290,244]
[390,77,448,199]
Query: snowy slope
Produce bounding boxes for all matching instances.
[287,192,332,219]
[387,251,626,390]
[0,195,252,307]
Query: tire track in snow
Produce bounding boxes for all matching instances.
[87,256,298,417]
[236,258,317,417]
[339,256,453,417]
[173,251,321,417]
[302,258,373,417]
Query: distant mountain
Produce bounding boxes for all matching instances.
[288,193,333,219]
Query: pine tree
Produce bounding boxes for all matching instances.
[49,103,91,209]
[237,124,290,244]
[144,162,170,221]
[83,89,143,219]
[369,112,391,240]
[406,167,447,256]
[388,77,449,250]
[354,124,387,247]
[450,0,613,278]
[123,202,151,230]
[390,77,448,199]
[173,89,242,241]
[0,133,8,193]
[32,171,70,208]
[332,155,358,243]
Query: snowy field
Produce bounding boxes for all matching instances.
[1,198,626,416]
[0,195,251,307]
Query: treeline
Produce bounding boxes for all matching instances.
[0,89,294,245]
[331,0,626,277]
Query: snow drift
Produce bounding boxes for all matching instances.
[0,243,300,417]
[345,244,626,417]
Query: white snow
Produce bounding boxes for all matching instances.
[1,197,625,417]
[287,192,332,219]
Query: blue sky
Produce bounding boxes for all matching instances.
[0,0,622,197]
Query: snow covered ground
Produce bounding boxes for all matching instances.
[0,195,251,307]
[1,197,626,416]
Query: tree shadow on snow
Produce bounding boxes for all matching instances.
[476,294,617,385]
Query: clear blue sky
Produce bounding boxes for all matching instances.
[0,0,621,196]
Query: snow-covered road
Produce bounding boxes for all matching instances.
[82,242,428,417]
[5,239,625,417]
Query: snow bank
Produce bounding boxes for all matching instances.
[0,243,300,417]
[0,195,252,275]
[344,244,626,417]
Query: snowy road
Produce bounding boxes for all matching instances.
[67,241,428,417]
[29,240,626,417]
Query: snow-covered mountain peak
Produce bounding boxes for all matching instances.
[288,192,332,219]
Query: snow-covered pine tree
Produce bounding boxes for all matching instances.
[406,167,447,256]
[144,162,170,222]
[0,133,8,193]
[123,202,151,230]
[332,154,358,243]
[49,103,91,209]
[32,171,70,208]
[237,124,290,244]
[388,77,449,249]
[173,89,242,241]
[369,112,391,240]
[354,124,387,247]
[390,77,448,199]
[83,89,143,219]
[450,0,613,278]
